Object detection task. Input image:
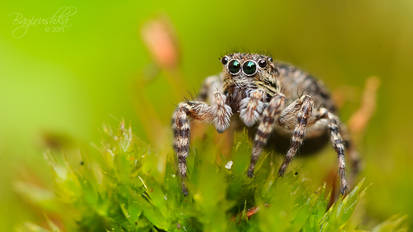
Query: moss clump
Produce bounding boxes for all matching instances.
[16,123,407,231]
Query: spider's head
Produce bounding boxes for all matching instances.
[220,53,279,90]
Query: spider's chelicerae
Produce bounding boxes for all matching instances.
[172,53,359,196]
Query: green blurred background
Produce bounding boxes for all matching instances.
[1,0,413,230]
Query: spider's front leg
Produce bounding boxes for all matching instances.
[277,95,315,176]
[247,93,286,177]
[172,91,232,195]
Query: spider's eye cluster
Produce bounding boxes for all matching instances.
[221,56,273,76]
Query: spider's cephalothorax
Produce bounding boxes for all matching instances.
[221,53,280,118]
[172,53,359,196]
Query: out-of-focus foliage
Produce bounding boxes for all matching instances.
[15,124,407,231]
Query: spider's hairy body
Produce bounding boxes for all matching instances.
[172,53,359,196]
[277,63,336,113]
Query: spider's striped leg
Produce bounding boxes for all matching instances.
[172,92,232,195]
[278,95,314,177]
[247,94,285,177]
[172,107,190,195]
[341,125,361,177]
[314,107,349,194]
[324,109,349,195]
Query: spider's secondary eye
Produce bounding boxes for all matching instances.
[228,60,241,74]
[221,56,229,65]
[258,59,267,68]
[242,60,257,75]
[268,57,273,62]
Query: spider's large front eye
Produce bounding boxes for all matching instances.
[228,60,241,74]
[242,60,257,76]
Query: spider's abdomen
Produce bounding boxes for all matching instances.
[250,62,338,155]
[277,63,337,113]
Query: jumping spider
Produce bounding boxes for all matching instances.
[172,53,359,196]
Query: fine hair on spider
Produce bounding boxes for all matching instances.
[171,52,359,196]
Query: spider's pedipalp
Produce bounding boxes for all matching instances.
[239,89,265,127]
[212,92,232,132]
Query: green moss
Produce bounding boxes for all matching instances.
[16,124,407,232]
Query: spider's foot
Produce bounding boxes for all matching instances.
[182,183,189,196]
[278,165,287,177]
[340,181,349,196]
[247,168,254,178]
